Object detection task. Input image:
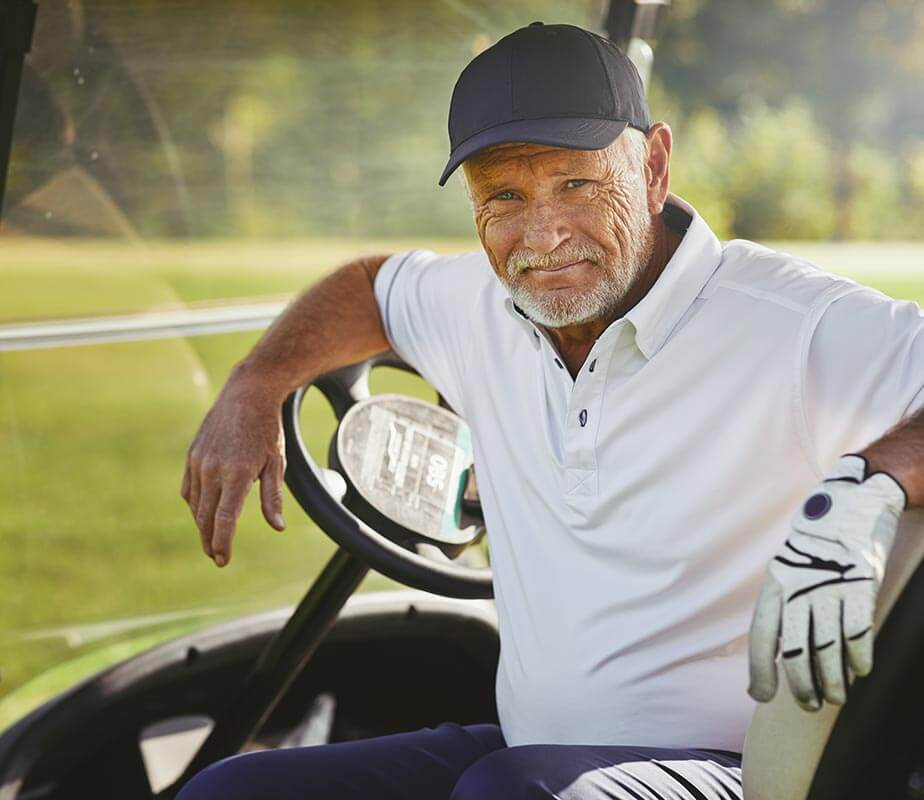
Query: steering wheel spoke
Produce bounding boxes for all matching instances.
[313,362,371,420]
[319,468,347,502]
[413,541,455,562]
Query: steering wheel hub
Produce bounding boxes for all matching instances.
[334,394,478,546]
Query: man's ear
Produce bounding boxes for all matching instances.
[643,122,672,215]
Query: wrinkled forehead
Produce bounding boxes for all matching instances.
[463,141,618,185]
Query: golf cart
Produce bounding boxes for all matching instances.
[1,1,924,798]
[2,353,924,800]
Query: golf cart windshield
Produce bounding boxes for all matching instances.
[0,0,604,732]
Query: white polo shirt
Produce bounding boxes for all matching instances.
[373,194,924,752]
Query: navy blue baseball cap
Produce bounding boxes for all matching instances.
[438,21,651,186]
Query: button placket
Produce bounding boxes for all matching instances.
[532,325,574,389]
[562,340,613,497]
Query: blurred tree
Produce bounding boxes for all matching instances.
[844,143,902,239]
[655,0,924,238]
[7,0,923,240]
[906,142,924,238]
[667,108,734,238]
[726,99,837,240]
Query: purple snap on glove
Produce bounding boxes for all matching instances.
[748,455,906,711]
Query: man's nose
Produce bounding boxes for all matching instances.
[521,201,571,254]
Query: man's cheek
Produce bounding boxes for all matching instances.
[484,241,508,277]
[478,216,514,259]
[597,190,639,251]
[474,205,501,241]
[473,221,506,276]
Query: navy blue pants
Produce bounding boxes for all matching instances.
[176,722,742,799]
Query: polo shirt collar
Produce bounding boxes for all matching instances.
[625,193,723,359]
[501,193,723,360]
[503,297,543,348]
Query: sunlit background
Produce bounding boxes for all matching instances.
[1,0,922,729]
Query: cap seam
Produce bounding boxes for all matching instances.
[507,44,514,123]
[577,27,618,116]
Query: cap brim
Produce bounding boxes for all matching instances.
[438,117,629,186]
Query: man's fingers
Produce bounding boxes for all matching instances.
[748,579,782,702]
[209,478,250,567]
[781,600,821,711]
[259,457,286,531]
[812,595,846,705]
[195,478,221,559]
[181,461,191,502]
[844,592,875,677]
[187,459,202,519]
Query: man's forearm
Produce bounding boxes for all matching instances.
[859,407,924,507]
[231,254,392,401]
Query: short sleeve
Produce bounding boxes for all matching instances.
[804,287,924,471]
[373,249,489,417]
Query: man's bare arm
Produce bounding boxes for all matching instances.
[180,255,392,567]
[861,407,924,507]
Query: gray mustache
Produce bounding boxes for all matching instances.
[506,244,606,276]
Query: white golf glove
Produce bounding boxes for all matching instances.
[748,454,906,711]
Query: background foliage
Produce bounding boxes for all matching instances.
[5,0,924,241]
[656,0,924,240]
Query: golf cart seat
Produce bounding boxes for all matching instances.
[743,509,924,799]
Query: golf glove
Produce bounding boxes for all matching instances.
[748,454,906,711]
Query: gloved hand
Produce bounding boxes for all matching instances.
[748,454,906,711]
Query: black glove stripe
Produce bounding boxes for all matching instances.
[808,607,823,704]
[846,625,873,641]
[839,598,850,693]
[787,576,873,603]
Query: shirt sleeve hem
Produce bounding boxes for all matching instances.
[373,250,415,362]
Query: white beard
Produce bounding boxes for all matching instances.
[498,207,656,329]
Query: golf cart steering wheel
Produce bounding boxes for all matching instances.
[281,351,494,599]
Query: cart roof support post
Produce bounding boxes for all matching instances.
[0,0,37,221]
[602,0,669,89]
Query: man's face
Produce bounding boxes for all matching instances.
[463,134,655,328]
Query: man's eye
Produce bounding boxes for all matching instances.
[493,190,515,201]
[566,179,590,189]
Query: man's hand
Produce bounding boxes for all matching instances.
[179,255,391,567]
[181,377,287,567]
[748,455,906,711]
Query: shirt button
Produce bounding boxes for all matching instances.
[588,359,597,373]
[579,409,588,427]
[554,358,564,369]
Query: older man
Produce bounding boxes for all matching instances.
[179,22,924,800]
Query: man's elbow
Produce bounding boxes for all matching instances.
[357,254,391,286]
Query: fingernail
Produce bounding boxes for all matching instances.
[274,513,285,530]
[214,554,226,567]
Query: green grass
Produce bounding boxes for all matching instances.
[0,237,470,728]
[1,236,923,730]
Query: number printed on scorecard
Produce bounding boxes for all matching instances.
[425,453,448,490]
